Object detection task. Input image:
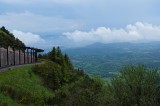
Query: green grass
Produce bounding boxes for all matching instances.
[0,93,22,106]
[0,65,55,106]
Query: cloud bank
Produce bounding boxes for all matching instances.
[0,11,84,33]
[12,30,45,47]
[8,22,160,49]
[63,22,160,46]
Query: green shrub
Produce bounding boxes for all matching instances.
[107,65,160,106]
[32,61,62,90]
[0,85,33,104]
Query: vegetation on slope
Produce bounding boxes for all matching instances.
[106,65,160,106]
[33,47,108,106]
[0,66,54,106]
[36,47,160,106]
[0,47,160,106]
[0,47,108,106]
[0,26,25,47]
[65,42,160,78]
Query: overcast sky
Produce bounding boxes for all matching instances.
[0,0,160,48]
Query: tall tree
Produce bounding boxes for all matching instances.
[64,54,73,70]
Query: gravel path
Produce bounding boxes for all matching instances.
[0,62,43,72]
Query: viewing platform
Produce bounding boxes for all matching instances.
[0,42,44,69]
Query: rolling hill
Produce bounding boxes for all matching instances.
[64,42,160,78]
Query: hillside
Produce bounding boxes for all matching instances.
[65,42,160,78]
[0,47,108,106]
[0,26,25,47]
[0,63,93,106]
[1,47,160,106]
[1,27,160,105]
[0,65,54,106]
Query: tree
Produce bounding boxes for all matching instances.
[48,47,57,61]
[107,65,160,106]
[64,54,73,70]
[1,26,10,35]
[57,47,63,57]
[46,47,73,69]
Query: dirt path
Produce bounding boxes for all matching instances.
[0,62,44,72]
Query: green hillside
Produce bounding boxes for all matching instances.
[65,42,160,78]
[0,26,25,47]
[1,47,160,105]
[1,28,160,105]
[0,66,54,106]
[0,47,108,106]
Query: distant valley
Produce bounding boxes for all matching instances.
[65,42,160,78]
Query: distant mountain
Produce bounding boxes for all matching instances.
[64,42,160,78]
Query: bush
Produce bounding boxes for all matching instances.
[0,85,33,104]
[32,61,62,90]
[107,65,160,106]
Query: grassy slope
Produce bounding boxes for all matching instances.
[0,65,54,106]
[0,93,21,106]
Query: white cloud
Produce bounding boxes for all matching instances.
[63,22,160,46]
[0,11,84,33]
[12,30,45,47]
